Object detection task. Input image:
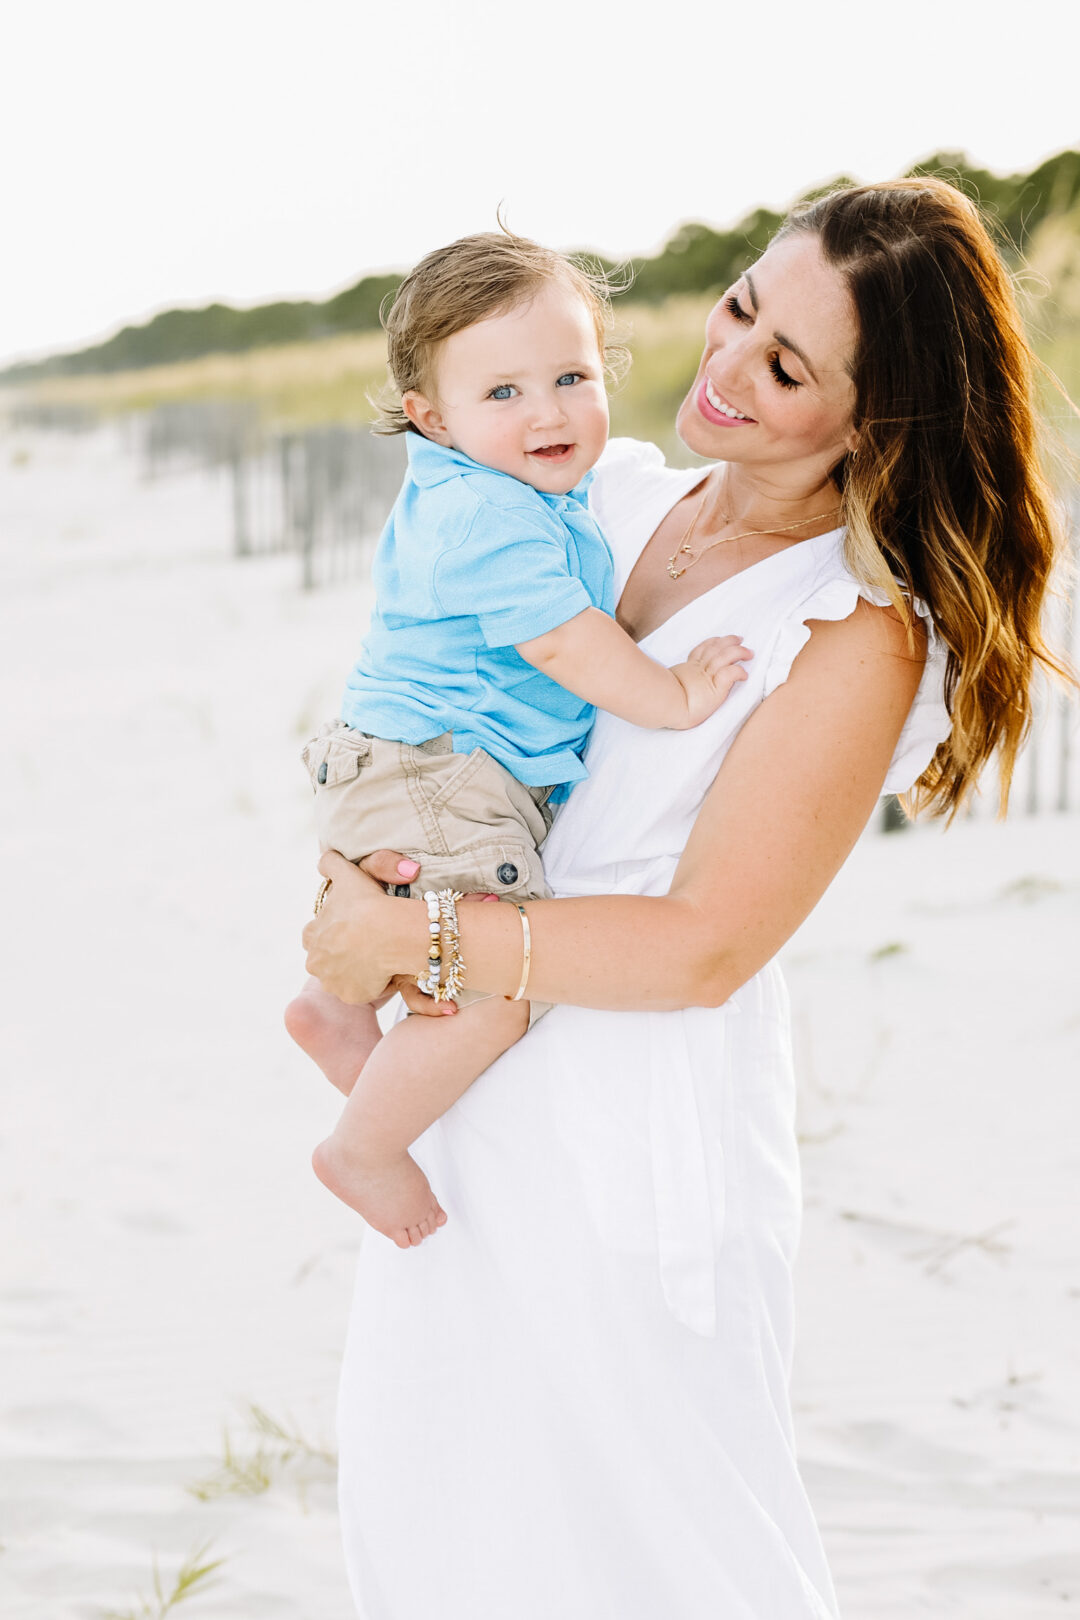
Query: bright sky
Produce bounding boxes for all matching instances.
[6,0,1079,368]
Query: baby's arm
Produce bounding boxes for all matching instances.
[516,607,751,729]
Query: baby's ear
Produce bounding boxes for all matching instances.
[402,391,452,445]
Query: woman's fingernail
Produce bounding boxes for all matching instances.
[441,1004,457,1016]
[481,894,499,903]
[397,859,420,878]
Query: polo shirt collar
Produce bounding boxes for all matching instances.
[405,430,594,508]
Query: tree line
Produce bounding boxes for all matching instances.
[7,149,1079,384]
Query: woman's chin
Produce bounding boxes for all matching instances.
[676,403,746,462]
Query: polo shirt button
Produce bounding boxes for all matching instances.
[317,762,328,784]
[496,862,519,886]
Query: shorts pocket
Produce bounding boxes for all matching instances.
[302,724,373,791]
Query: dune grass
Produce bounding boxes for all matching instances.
[102,1543,226,1620]
[187,1402,337,1502]
[12,329,390,428]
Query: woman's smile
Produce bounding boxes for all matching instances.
[697,377,754,426]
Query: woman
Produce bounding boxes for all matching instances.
[304,180,1068,1618]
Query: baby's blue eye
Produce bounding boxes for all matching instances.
[556,372,582,387]
[489,384,515,400]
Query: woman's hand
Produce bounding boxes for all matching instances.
[302,849,499,1017]
[302,850,429,1010]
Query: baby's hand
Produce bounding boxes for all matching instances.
[669,636,753,728]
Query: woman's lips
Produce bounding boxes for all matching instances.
[696,378,754,427]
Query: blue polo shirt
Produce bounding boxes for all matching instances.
[341,434,615,793]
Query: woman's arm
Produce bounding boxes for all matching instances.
[303,600,926,1012]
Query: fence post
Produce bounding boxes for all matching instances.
[299,438,317,592]
[1058,689,1073,813]
[229,445,250,558]
[880,795,908,833]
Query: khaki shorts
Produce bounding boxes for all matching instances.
[301,721,554,1016]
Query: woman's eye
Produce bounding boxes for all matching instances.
[556,372,582,387]
[725,294,751,323]
[768,353,800,391]
[489,384,516,400]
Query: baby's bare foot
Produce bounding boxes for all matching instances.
[311,1134,448,1248]
[285,979,381,1095]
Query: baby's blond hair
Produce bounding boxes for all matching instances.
[372,229,627,434]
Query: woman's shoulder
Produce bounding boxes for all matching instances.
[763,535,952,796]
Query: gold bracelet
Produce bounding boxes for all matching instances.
[510,903,531,1002]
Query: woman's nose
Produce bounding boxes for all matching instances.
[706,335,750,398]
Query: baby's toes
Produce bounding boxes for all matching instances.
[435,1205,448,1228]
[392,1228,412,1250]
[406,1224,425,1247]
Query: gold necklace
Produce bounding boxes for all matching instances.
[667,487,842,582]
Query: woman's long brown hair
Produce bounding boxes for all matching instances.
[781,178,1074,818]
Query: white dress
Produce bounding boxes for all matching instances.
[335,439,951,1620]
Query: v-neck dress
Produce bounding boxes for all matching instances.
[334,438,952,1620]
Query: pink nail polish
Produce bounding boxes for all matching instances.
[397,859,420,878]
[441,1005,457,1016]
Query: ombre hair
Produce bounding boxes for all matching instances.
[779,177,1074,818]
[372,230,626,436]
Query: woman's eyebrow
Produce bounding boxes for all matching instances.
[744,271,820,384]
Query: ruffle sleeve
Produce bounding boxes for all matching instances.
[763,567,952,797]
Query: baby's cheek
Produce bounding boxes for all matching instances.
[581,404,610,459]
[461,413,522,477]
[491,418,530,467]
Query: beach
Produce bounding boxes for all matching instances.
[1,423,1077,1618]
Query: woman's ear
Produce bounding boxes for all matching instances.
[402,391,453,446]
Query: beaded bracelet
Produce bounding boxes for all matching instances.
[416,890,444,997]
[416,888,466,1003]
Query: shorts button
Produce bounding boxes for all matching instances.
[496,862,519,886]
[317,762,328,784]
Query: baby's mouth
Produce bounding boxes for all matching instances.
[529,444,574,460]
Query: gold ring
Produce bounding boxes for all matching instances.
[313,876,332,915]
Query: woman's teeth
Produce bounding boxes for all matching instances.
[705,379,747,419]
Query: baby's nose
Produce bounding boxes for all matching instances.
[530,393,569,428]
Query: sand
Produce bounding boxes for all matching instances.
[1,422,1077,1618]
